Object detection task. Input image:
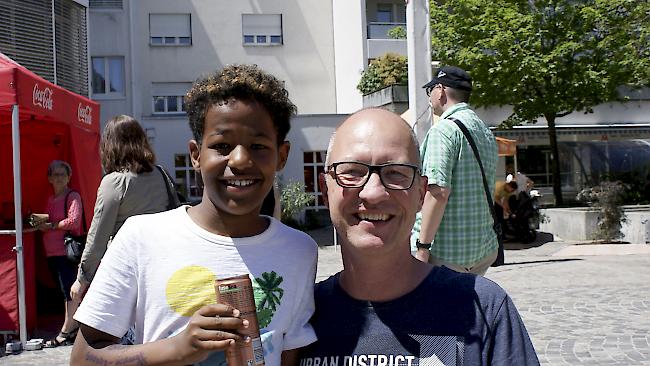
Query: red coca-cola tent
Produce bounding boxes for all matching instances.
[0,53,101,342]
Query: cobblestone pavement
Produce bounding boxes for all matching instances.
[2,229,649,365]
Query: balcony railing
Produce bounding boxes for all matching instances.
[367,22,406,39]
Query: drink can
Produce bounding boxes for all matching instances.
[215,274,265,366]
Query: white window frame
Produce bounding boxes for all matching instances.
[91,56,125,99]
[242,14,283,46]
[149,14,192,46]
[174,154,202,201]
[303,151,327,211]
[152,95,186,115]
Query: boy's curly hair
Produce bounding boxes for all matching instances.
[185,64,296,144]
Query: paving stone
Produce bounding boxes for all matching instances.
[1,231,649,365]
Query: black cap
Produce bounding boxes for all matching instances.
[423,66,472,91]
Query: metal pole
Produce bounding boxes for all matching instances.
[11,105,28,344]
[406,0,432,142]
[333,226,338,252]
[51,0,58,85]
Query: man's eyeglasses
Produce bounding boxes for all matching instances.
[425,84,444,97]
[326,161,420,190]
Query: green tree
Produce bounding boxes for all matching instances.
[577,181,627,242]
[279,181,314,225]
[388,25,407,39]
[429,0,650,205]
[357,52,408,95]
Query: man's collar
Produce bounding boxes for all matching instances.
[440,102,469,120]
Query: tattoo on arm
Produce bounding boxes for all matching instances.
[84,348,147,366]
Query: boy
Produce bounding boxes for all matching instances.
[72,65,318,366]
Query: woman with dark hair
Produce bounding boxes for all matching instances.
[40,160,84,347]
[70,115,178,302]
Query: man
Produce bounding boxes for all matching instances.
[495,180,518,218]
[412,66,499,275]
[300,108,539,365]
[494,180,518,237]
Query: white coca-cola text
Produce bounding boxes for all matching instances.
[32,84,53,110]
[78,103,92,125]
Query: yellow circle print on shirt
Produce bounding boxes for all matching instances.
[166,265,216,316]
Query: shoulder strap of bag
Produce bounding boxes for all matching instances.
[447,117,499,226]
[155,165,178,210]
[64,189,87,233]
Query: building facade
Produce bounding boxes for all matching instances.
[87,0,650,211]
[87,0,407,209]
[0,0,90,96]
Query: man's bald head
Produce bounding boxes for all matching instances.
[326,108,420,168]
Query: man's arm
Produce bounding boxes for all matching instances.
[71,304,247,366]
[415,184,451,262]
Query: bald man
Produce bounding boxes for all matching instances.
[299,108,539,365]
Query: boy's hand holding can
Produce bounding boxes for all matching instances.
[173,303,249,365]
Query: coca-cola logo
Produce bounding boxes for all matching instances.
[78,104,92,125]
[32,84,53,110]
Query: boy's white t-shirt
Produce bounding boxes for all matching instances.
[75,206,318,366]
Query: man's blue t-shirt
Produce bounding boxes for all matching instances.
[300,267,539,366]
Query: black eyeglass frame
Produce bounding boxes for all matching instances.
[326,161,421,190]
[425,84,444,97]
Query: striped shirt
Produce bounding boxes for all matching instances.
[411,103,498,266]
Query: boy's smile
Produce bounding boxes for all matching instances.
[189,98,289,236]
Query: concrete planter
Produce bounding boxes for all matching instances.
[540,205,650,243]
[361,84,408,115]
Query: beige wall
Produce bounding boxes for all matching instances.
[134,0,336,116]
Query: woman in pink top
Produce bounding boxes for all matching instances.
[38,160,84,347]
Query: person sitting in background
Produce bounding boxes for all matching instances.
[70,115,179,302]
[39,160,84,347]
[505,168,534,214]
[494,180,518,239]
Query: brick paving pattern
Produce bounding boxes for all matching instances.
[2,228,649,365]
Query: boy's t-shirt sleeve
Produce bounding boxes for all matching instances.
[281,240,318,351]
[74,218,138,338]
[422,121,460,188]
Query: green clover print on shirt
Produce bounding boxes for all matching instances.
[252,271,284,328]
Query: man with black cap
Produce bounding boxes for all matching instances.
[411,65,499,275]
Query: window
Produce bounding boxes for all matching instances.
[303,151,327,210]
[242,14,283,45]
[153,96,185,114]
[91,56,124,97]
[149,14,191,46]
[151,82,190,115]
[174,154,202,201]
[89,0,123,9]
[376,4,393,22]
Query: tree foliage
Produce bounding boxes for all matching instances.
[279,181,314,225]
[429,0,650,204]
[577,181,627,242]
[357,53,408,95]
[388,25,407,39]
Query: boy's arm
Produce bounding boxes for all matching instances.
[281,349,300,366]
[71,304,248,366]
